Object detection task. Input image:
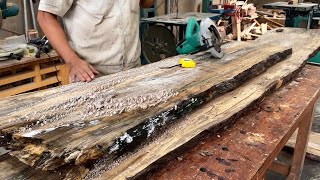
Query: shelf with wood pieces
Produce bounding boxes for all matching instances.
[0,52,69,98]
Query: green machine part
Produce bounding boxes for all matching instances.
[176,17,201,55]
[202,0,211,13]
[0,0,19,19]
[308,52,320,65]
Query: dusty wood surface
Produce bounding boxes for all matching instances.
[82,29,320,179]
[0,152,62,180]
[0,29,319,180]
[141,12,220,25]
[145,65,320,180]
[287,131,320,161]
[0,29,299,172]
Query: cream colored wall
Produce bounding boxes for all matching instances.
[0,0,40,39]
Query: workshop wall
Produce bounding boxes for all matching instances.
[0,0,40,39]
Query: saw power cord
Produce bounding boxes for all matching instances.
[42,49,63,86]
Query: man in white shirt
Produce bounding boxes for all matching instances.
[38,0,154,82]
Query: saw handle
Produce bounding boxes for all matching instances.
[185,17,200,48]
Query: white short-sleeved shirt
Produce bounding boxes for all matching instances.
[39,0,141,75]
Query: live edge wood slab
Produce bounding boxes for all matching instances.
[0,28,319,179]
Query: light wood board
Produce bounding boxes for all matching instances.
[0,29,319,179]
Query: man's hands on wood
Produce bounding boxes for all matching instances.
[68,57,99,83]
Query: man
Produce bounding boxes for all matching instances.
[37,0,154,82]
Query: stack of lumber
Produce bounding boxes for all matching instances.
[0,28,320,179]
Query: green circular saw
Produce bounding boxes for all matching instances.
[176,17,224,59]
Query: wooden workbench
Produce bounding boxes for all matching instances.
[145,64,320,180]
[0,52,69,98]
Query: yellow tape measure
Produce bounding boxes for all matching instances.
[179,58,196,68]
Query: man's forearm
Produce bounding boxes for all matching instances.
[37,11,78,64]
[140,0,154,8]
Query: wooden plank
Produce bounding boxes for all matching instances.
[40,65,62,75]
[0,71,36,86]
[0,76,61,98]
[85,29,320,179]
[57,64,69,85]
[261,17,285,27]
[286,131,320,161]
[4,45,291,171]
[269,161,290,176]
[0,29,319,177]
[0,39,292,170]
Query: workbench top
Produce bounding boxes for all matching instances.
[0,51,59,70]
[263,2,319,11]
[141,12,220,25]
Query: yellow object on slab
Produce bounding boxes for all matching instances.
[179,58,196,68]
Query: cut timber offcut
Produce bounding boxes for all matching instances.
[0,29,320,179]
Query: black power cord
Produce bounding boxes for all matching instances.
[43,51,62,86]
[30,37,63,86]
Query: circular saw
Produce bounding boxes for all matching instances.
[142,25,177,63]
[176,17,224,59]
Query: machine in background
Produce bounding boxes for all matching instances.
[0,0,19,29]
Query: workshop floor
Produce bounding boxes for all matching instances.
[266,100,320,180]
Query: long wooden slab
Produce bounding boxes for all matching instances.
[0,29,319,176]
[0,37,292,170]
[0,29,319,180]
[83,29,320,179]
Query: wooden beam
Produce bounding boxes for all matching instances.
[268,161,290,176]
[0,47,292,170]
[0,76,62,98]
[88,28,320,179]
[0,29,319,178]
[2,45,291,170]
[286,131,320,161]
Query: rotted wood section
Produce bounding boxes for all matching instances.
[0,29,319,179]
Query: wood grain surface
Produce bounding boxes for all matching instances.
[0,29,319,179]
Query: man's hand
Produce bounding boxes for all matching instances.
[68,57,99,82]
[37,11,100,83]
